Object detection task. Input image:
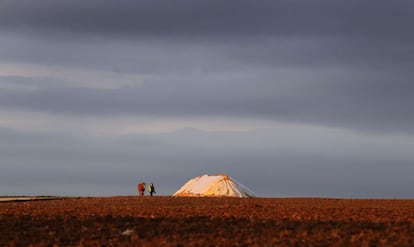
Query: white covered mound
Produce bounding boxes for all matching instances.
[173,174,256,198]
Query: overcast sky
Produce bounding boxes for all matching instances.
[1,0,414,198]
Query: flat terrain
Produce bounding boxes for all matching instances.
[1,196,414,246]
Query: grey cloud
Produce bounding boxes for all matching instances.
[1,0,414,197]
[0,0,413,41]
[1,27,413,78]
[1,127,414,197]
[1,1,413,77]
[0,76,70,90]
[1,71,414,133]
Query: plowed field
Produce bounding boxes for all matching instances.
[1,196,414,246]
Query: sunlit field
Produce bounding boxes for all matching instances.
[1,196,414,246]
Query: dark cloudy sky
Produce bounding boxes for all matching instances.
[1,0,414,198]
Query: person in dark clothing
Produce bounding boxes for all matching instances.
[148,183,156,196]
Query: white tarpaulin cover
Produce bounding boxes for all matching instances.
[173,174,256,197]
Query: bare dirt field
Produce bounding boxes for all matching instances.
[1,196,414,246]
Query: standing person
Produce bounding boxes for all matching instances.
[148,183,156,196]
[137,182,146,196]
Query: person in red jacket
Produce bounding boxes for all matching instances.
[137,182,146,196]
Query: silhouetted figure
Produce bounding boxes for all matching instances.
[148,183,156,196]
[138,182,146,196]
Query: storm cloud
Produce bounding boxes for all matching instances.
[1,1,413,197]
[1,73,413,133]
[1,0,413,40]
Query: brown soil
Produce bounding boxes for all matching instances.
[1,196,414,246]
